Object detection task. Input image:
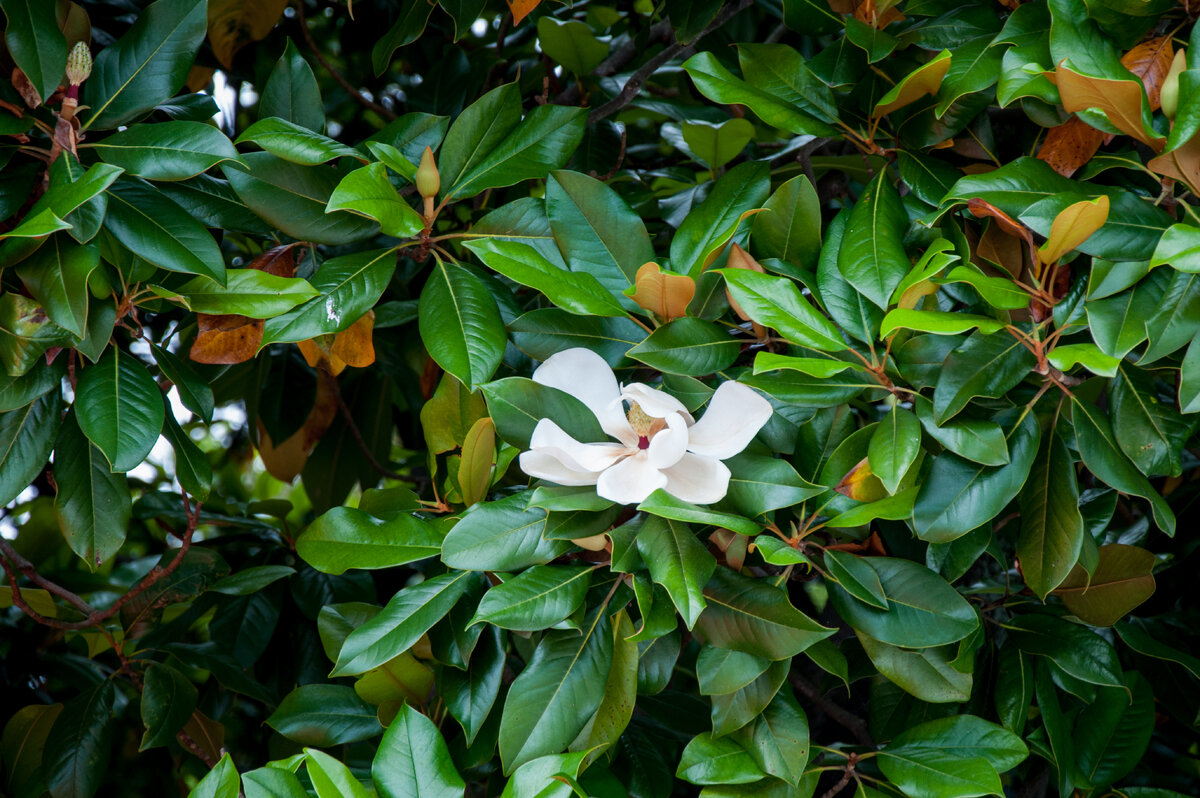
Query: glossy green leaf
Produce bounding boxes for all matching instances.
[880,309,1006,337]
[44,681,117,798]
[720,268,845,351]
[1017,430,1084,600]
[259,38,324,133]
[867,406,921,495]
[682,52,836,137]
[139,663,198,750]
[0,387,60,507]
[104,180,225,282]
[465,238,626,317]
[481,377,606,450]
[694,566,833,660]
[0,0,67,105]
[837,173,909,310]
[626,317,740,376]
[92,122,242,180]
[152,270,319,318]
[236,117,364,165]
[635,516,716,630]
[537,17,608,75]
[824,550,888,610]
[677,732,766,785]
[441,493,572,572]
[1073,673,1154,788]
[372,703,465,798]
[932,331,1036,423]
[304,748,372,798]
[637,489,763,536]
[74,348,165,472]
[858,634,972,704]
[418,259,506,390]
[1008,613,1124,688]
[472,565,592,631]
[298,507,442,575]
[267,685,381,747]
[326,163,425,238]
[671,161,770,277]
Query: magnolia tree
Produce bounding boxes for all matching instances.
[2,0,1199,796]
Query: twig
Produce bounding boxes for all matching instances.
[588,0,754,123]
[790,672,875,747]
[552,20,674,106]
[819,757,858,798]
[294,0,397,120]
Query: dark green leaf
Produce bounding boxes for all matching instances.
[267,685,381,747]
[694,567,833,660]
[260,38,324,133]
[298,507,442,575]
[418,260,506,390]
[626,317,740,376]
[372,703,465,798]
[74,348,165,472]
[441,493,572,572]
[139,663,198,750]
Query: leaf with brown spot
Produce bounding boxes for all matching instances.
[722,244,766,321]
[1055,64,1164,150]
[1121,36,1173,111]
[1148,135,1200,194]
[11,68,42,108]
[189,314,262,364]
[1037,116,1106,177]
[207,0,289,69]
[1052,544,1156,627]
[506,0,541,24]
[255,371,338,482]
[629,262,695,321]
[1038,195,1109,265]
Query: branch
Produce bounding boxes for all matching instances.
[790,672,875,747]
[0,492,202,631]
[588,0,754,124]
[294,0,397,121]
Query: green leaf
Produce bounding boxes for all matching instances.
[837,173,909,310]
[626,317,740,376]
[188,754,240,798]
[500,752,589,798]
[1008,613,1124,688]
[331,571,473,676]
[139,663,199,750]
[441,493,572,572]
[681,119,756,171]
[1046,343,1120,378]
[105,180,225,282]
[1,704,63,798]
[261,248,398,346]
[0,0,67,105]
[682,52,836,137]
[880,309,1006,337]
[1074,673,1154,788]
[509,309,646,367]
[1084,268,1170,358]
[537,17,608,75]
[260,38,324,133]
[824,551,888,610]
[92,122,242,181]
[243,767,308,798]
[697,647,772,695]
[741,689,810,786]
[913,395,1009,467]
[370,0,435,75]
[326,163,425,239]
[694,567,833,660]
[862,633,973,704]
[44,681,117,798]
[719,269,845,351]
[938,266,1028,310]
[499,609,614,774]
[672,162,770,277]
[710,658,789,737]
[1054,544,1156,627]
[15,238,98,338]
[471,565,592,631]
[932,331,1036,423]
[210,565,296,596]
[418,259,506,390]
[885,713,1027,770]
[0,358,63,412]
[150,343,213,422]
[1111,364,1193,477]
[53,414,130,568]
[1141,270,1200,363]
[724,453,824,516]
[1017,430,1084,600]
[677,732,766,785]
[304,749,372,798]
[913,411,1040,542]
[464,238,626,317]
[636,516,716,630]
[236,117,364,166]
[637,489,763,536]
[0,385,61,507]
[828,557,979,648]
[1069,397,1176,535]
[481,377,606,449]
[372,703,466,798]
[868,407,921,495]
[751,174,821,268]
[152,270,320,318]
[267,685,381,747]
[161,409,212,501]
[74,348,165,472]
[83,0,208,130]
[224,153,379,245]
[297,507,443,575]
[1149,222,1200,271]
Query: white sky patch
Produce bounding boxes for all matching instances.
[472,18,489,37]
[209,71,238,132]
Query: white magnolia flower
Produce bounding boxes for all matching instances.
[518,348,773,505]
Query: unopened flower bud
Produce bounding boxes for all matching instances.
[1162,48,1186,121]
[66,42,92,88]
[416,145,440,199]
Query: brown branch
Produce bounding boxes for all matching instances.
[790,672,875,747]
[294,0,397,121]
[818,759,857,798]
[588,0,754,123]
[0,493,202,631]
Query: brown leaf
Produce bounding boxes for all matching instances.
[853,0,905,28]
[1037,117,1106,178]
[1121,36,1173,111]
[629,261,695,321]
[48,114,79,163]
[976,222,1025,277]
[1148,136,1200,194]
[722,244,766,321]
[186,65,215,93]
[1052,544,1156,626]
[507,0,541,24]
[330,311,376,369]
[255,371,338,482]
[207,0,289,69]
[1055,64,1165,151]
[967,198,1034,247]
[180,711,225,766]
[189,314,263,364]
[248,243,301,277]
[11,68,42,108]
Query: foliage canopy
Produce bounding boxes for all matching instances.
[1,0,1199,796]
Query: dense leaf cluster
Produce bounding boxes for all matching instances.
[1,0,1199,796]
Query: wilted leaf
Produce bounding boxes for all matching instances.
[1037,117,1106,178]
[1054,64,1164,150]
[190,314,263,364]
[207,0,288,69]
[1120,36,1173,111]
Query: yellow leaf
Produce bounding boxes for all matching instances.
[834,457,888,503]
[507,0,542,24]
[457,417,496,508]
[628,262,695,321]
[1054,64,1165,150]
[1148,135,1200,196]
[873,50,952,118]
[189,314,262,365]
[1037,195,1109,265]
[331,311,376,368]
[354,652,434,706]
[207,0,289,69]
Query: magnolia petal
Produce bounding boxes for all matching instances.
[661,453,732,505]
[619,382,695,424]
[530,418,631,472]
[519,449,602,487]
[685,381,772,460]
[647,412,689,470]
[532,348,636,445]
[596,453,668,505]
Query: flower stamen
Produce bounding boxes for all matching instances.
[627,402,653,449]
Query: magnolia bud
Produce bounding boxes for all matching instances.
[1162,48,1186,121]
[416,145,440,199]
[65,41,92,87]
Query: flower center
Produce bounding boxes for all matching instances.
[626,402,653,449]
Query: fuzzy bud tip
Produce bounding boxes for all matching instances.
[66,41,92,87]
[416,145,440,199]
